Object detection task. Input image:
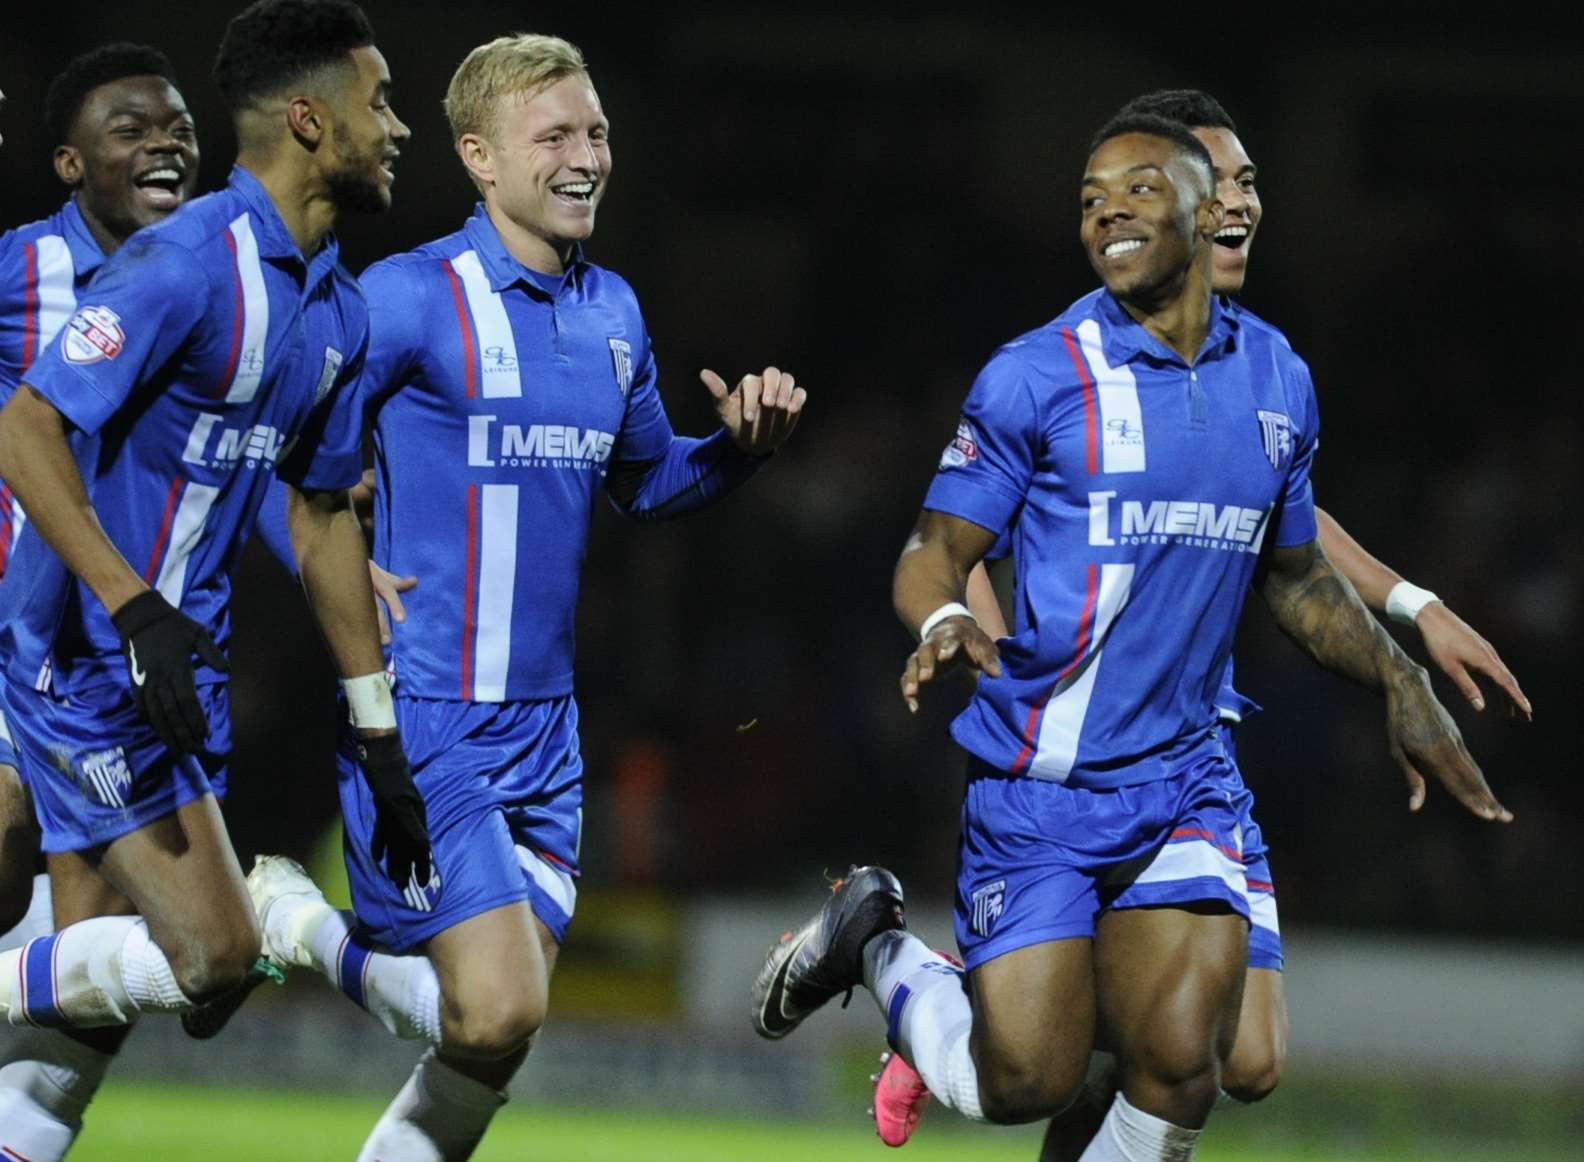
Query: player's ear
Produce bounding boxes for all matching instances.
[52,144,84,188]
[285,94,326,148]
[456,133,493,188]
[1197,195,1224,240]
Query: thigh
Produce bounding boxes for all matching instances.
[1224,965,1287,1095]
[426,901,558,1007]
[969,936,1096,1105]
[0,759,40,928]
[96,794,255,961]
[1094,904,1247,1081]
[47,848,135,925]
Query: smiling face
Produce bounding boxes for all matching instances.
[1080,132,1219,306]
[55,74,199,250]
[319,45,409,214]
[1193,126,1261,295]
[462,72,610,273]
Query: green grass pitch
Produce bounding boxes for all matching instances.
[67,1081,1572,1161]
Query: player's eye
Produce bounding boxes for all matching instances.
[1130,182,1154,195]
[1238,177,1257,193]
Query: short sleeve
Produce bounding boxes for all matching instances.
[23,237,207,436]
[1271,356,1319,547]
[355,258,426,416]
[276,316,367,492]
[922,349,1041,536]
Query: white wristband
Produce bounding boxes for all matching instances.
[918,602,976,642]
[342,672,396,730]
[1385,581,1439,626]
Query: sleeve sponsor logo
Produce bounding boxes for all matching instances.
[940,418,979,470]
[62,305,125,364]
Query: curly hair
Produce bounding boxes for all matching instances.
[1115,89,1237,134]
[1088,111,1216,197]
[213,0,375,112]
[44,43,180,145]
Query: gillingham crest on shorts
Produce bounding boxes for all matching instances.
[1256,409,1293,471]
[62,304,125,364]
[402,864,444,912]
[970,878,1006,938]
[71,745,133,808]
[940,418,979,470]
[608,337,633,396]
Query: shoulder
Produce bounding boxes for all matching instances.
[580,261,644,319]
[978,291,1109,397]
[361,230,470,291]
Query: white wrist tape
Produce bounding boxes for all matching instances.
[1385,581,1439,626]
[342,672,396,730]
[919,602,976,642]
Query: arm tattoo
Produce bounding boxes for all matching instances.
[1259,541,1419,692]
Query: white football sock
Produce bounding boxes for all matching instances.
[0,873,54,954]
[0,917,191,1027]
[0,1027,117,1161]
[863,929,984,1120]
[1077,1093,1201,1161]
[356,1049,506,1162]
[289,906,442,1043]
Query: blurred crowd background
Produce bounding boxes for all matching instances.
[3,5,1577,945]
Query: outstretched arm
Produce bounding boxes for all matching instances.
[893,510,1003,712]
[1258,537,1510,822]
[1317,506,1529,717]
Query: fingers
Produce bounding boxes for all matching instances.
[194,631,230,673]
[740,371,765,425]
[699,368,730,402]
[1472,648,1531,721]
[1397,752,1427,813]
[1444,750,1513,823]
[965,634,1003,679]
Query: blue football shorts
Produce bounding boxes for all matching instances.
[0,700,17,771]
[955,751,1250,971]
[1218,724,1282,971]
[0,677,230,852]
[338,694,582,954]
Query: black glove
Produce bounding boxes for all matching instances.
[356,732,434,890]
[111,589,229,755]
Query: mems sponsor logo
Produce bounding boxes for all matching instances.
[181,414,285,470]
[467,415,615,469]
[1088,490,1270,553]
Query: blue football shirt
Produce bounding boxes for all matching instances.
[925,288,1318,788]
[0,167,367,697]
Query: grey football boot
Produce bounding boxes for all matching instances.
[751,865,905,1039]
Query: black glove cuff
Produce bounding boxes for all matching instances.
[111,589,176,638]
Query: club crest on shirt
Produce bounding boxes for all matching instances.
[68,745,133,809]
[1256,410,1293,471]
[608,337,633,396]
[313,346,343,404]
[970,878,1006,938]
[940,418,980,470]
[62,304,125,364]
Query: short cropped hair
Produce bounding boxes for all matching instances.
[445,33,588,141]
[213,0,375,112]
[45,43,180,146]
[1089,112,1215,198]
[1116,89,1237,134]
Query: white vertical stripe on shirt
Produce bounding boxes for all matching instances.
[1076,318,1146,474]
[472,483,519,701]
[1029,562,1134,782]
[154,483,220,607]
[225,214,270,404]
[451,250,522,399]
[33,234,77,355]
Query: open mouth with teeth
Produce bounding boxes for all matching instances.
[1214,225,1250,251]
[1101,237,1146,260]
[552,180,597,204]
[134,167,186,211]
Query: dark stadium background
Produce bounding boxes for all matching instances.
[2,5,1577,951]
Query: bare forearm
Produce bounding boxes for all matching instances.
[1315,507,1403,612]
[1260,542,1422,694]
[894,533,970,638]
[287,485,385,679]
[0,385,145,613]
[965,562,1009,638]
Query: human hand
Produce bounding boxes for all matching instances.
[1383,668,1512,822]
[369,561,417,645]
[700,365,806,456]
[900,616,1002,713]
[1416,602,1531,720]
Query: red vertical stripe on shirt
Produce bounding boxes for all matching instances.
[0,484,13,577]
[460,483,479,699]
[1059,326,1099,475]
[143,478,186,584]
[216,229,245,397]
[1011,562,1098,775]
[21,241,40,370]
[441,259,478,400]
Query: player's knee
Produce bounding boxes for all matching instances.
[444,992,545,1060]
[167,925,261,1003]
[977,1057,1085,1125]
[1222,1040,1284,1104]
